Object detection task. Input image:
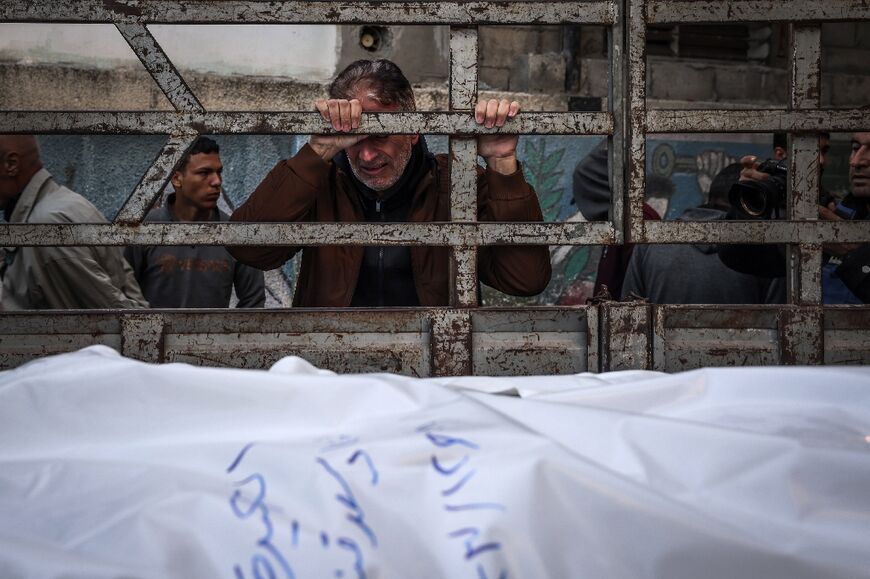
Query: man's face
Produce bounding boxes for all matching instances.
[345,95,418,192]
[850,132,870,199]
[172,152,223,211]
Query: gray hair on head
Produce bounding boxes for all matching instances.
[328,59,416,111]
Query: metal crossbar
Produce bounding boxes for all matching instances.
[0,1,616,25]
[1,0,869,375]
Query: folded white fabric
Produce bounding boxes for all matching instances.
[1,346,868,579]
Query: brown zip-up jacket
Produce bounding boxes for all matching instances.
[228,144,552,307]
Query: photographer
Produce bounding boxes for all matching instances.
[719,132,870,303]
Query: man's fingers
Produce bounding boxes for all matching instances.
[315,99,330,121]
[315,98,364,133]
[495,99,510,127]
[474,99,522,126]
[475,100,487,124]
[338,100,351,132]
[327,100,341,130]
[485,99,499,128]
[350,99,362,130]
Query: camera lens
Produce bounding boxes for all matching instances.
[739,187,768,218]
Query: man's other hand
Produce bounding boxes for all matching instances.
[476,99,520,175]
[309,99,367,161]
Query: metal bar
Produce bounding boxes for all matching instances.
[787,135,823,304]
[430,310,473,376]
[644,220,870,245]
[449,138,478,222]
[0,111,614,136]
[647,0,870,24]
[788,25,822,222]
[113,132,199,225]
[114,21,204,113]
[600,302,651,371]
[779,307,824,365]
[788,136,821,222]
[120,313,165,363]
[787,25,823,305]
[585,304,600,373]
[651,306,667,372]
[626,0,647,242]
[657,306,780,329]
[790,25,822,110]
[787,244,823,305]
[447,28,479,312]
[608,0,626,244]
[450,247,478,307]
[0,221,618,247]
[450,26,478,111]
[6,219,868,247]
[646,109,870,133]
[0,1,616,25]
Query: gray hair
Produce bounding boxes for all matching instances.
[328,59,416,111]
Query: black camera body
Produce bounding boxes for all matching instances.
[728,159,788,220]
[729,158,859,221]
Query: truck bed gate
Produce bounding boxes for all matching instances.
[1,0,868,374]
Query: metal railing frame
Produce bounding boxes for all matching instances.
[0,0,868,374]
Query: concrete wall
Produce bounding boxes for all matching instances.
[337,25,449,84]
[0,23,339,81]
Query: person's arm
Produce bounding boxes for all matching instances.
[34,246,148,309]
[474,99,552,296]
[227,150,326,270]
[476,166,552,296]
[233,261,266,308]
[228,98,367,271]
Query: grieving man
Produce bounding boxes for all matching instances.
[229,59,551,307]
[0,135,147,309]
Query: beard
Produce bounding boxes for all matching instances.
[348,143,413,192]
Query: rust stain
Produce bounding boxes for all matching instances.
[103,0,143,18]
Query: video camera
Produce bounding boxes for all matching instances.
[728,159,788,220]
[729,158,859,221]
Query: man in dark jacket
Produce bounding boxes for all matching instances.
[228,59,551,307]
